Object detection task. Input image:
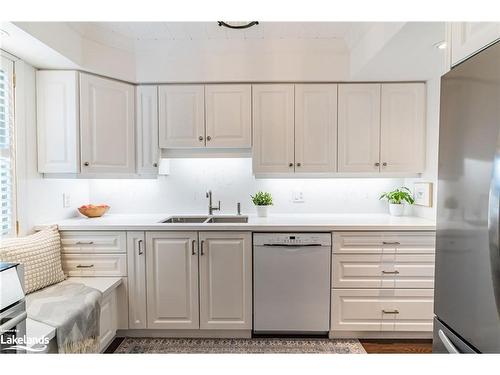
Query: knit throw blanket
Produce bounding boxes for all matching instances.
[26,283,102,353]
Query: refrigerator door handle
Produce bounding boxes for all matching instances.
[438,329,460,354]
[488,155,500,256]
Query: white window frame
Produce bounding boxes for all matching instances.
[1,54,17,237]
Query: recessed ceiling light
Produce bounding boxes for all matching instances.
[435,41,447,50]
[0,29,9,38]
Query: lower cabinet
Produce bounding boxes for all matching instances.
[199,232,252,330]
[144,231,252,331]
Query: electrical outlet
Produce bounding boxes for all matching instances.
[63,193,71,208]
[292,190,304,203]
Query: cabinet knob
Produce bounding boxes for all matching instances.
[153,163,158,167]
[296,162,301,167]
[289,162,293,167]
[206,136,212,141]
[198,136,204,141]
[84,162,89,166]
[382,162,388,167]
[374,162,380,167]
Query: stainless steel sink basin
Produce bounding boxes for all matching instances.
[161,216,209,223]
[205,216,249,223]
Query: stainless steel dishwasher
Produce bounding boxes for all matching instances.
[253,233,331,334]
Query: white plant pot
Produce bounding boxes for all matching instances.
[389,203,405,216]
[256,205,270,217]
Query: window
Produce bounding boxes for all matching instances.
[0,56,15,237]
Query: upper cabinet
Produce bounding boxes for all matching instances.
[158,84,252,149]
[136,86,159,174]
[80,73,135,174]
[205,85,252,148]
[158,85,205,148]
[37,71,80,173]
[295,84,337,173]
[338,83,425,174]
[252,84,295,174]
[338,84,381,173]
[380,83,425,173]
[451,22,500,66]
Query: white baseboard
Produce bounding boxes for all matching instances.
[329,331,433,339]
[117,329,252,339]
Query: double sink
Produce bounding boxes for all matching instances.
[160,215,249,224]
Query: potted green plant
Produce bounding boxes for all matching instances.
[379,187,415,216]
[251,191,273,217]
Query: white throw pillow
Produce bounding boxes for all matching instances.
[0,226,66,294]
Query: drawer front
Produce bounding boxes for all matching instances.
[333,232,435,254]
[61,231,126,254]
[332,254,435,289]
[331,289,434,332]
[62,254,127,276]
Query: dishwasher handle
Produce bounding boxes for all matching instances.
[262,244,323,247]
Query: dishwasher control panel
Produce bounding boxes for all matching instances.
[253,233,331,247]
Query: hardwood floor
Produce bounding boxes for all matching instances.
[360,339,433,354]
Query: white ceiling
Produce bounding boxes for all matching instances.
[68,22,376,50]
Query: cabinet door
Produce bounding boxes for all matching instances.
[252,84,295,174]
[338,84,381,173]
[205,84,251,148]
[136,86,159,174]
[146,232,199,329]
[36,70,80,173]
[80,73,135,173]
[199,232,252,330]
[127,231,147,329]
[380,83,425,173]
[158,85,205,148]
[295,84,337,173]
[451,22,500,66]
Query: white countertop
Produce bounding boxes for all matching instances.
[36,213,435,231]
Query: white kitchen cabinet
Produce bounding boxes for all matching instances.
[294,84,338,173]
[205,85,252,148]
[198,232,252,330]
[338,84,381,173]
[451,22,500,66]
[158,85,205,148]
[80,73,135,174]
[252,84,295,173]
[99,288,118,351]
[36,70,80,173]
[380,83,425,173]
[127,232,147,329]
[136,86,159,174]
[146,232,199,329]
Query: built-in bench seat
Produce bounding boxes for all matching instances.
[26,277,122,353]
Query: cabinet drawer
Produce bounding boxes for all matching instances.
[332,254,435,289]
[331,289,434,332]
[62,254,127,276]
[61,231,126,254]
[333,232,435,254]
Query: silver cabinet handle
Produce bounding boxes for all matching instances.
[382,309,399,314]
[381,270,400,274]
[382,162,388,166]
[84,162,89,166]
[76,264,94,268]
[296,162,301,167]
[200,240,205,256]
[191,240,196,255]
[198,136,204,141]
[289,162,293,167]
[76,241,94,245]
[374,162,380,167]
[206,135,212,141]
[138,239,144,255]
[382,241,400,245]
[153,162,158,167]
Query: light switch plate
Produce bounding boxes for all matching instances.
[63,193,71,208]
[292,190,304,203]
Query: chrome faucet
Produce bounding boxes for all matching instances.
[206,190,221,215]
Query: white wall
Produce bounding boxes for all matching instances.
[14,60,90,234]
[88,158,408,215]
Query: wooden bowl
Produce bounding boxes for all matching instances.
[78,205,110,218]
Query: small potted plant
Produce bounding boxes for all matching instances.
[379,187,415,216]
[251,191,273,217]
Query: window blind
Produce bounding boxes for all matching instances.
[0,57,15,237]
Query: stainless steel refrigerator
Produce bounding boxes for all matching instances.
[433,40,500,353]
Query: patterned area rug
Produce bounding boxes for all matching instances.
[114,337,366,354]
